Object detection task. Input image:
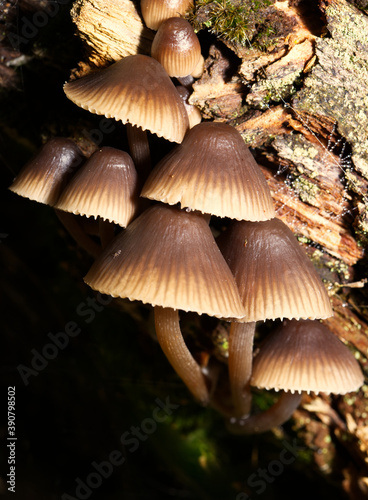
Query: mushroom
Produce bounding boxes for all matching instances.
[8,137,101,258]
[140,0,194,31]
[227,319,364,434]
[175,85,202,128]
[141,122,275,221]
[55,147,140,248]
[151,17,204,85]
[84,203,245,405]
[63,54,190,181]
[217,217,333,417]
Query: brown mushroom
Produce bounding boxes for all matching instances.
[84,203,245,404]
[141,0,194,31]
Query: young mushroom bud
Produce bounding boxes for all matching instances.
[141,0,194,31]
[151,17,203,80]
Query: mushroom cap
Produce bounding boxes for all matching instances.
[176,85,202,128]
[141,122,275,221]
[84,204,245,319]
[251,319,364,394]
[55,147,140,227]
[141,0,194,30]
[217,218,333,321]
[9,137,83,206]
[64,55,189,143]
[151,17,202,77]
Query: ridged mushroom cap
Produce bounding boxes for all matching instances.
[64,55,189,143]
[251,319,364,394]
[151,17,202,77]
[84,204,245,319]
[141,122,275,221]
[217,218,333,321]
[55,147,140,227]
[141,0,194,30]
[9,137,83,206]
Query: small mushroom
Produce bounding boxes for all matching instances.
[84,203,245,404]
[141,0,194,31]
[151,17,203,81]
[217,217,333,417]
[227,319,364,434]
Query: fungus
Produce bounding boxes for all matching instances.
[141,0,194,31]
[151,17,204,81]
[217,218,333,417]
[55,147,140,247]
[228,319,364,434]
[176,85,202,128]
[84,203,245,404]
[141,122,275,221]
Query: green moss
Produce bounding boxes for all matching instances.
[187,0,282,50]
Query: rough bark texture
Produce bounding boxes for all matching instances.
[1,0,368,499]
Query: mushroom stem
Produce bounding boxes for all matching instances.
[176,75,194,88]
[154,306,209,405]
[228,321,256,418]
[98,218,115,249]
[126,123,152,184]
[226,391,303,434]
[54,209,101,258]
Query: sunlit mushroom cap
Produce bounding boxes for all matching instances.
[64,55,189,143]
[151,17,202,78]
[251,319,364,394]
[141,0,194,30]
[217,218,333,321]
[84,204,245,319]
[9,138,83,206]
[141,122,275,220]
[55,147,140,227]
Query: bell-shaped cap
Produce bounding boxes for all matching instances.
[176,85,202,128]
[55,147,140,227]
[84,204,245,319]
[9,138,83,206]
[151,17,202,78]
[217,218,333,321]
[64,55,189,143]
[141,122,275,221]
[141,0,194,30]
[251,319,364,394]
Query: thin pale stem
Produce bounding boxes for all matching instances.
[55,209,101,258]
[126,123,151,183]
[98,217,115,249]
[226,391,303,434]
[154,306,209,405]
[228,321,256,418]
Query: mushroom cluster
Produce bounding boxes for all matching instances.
[8,0,363,433]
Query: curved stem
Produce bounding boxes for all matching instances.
[226,391,303,435]
[54,209,101,258]
[154,306,209,405]
[126,123,151,184]
[228,321,256,418]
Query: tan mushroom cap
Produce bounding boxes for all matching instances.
[55,147,140,227]
[84,204,245,319]
[176,85,202,128]
[217,218,333,321]
[9,138,83,206]
[251,319,364,394]
[64,55,189,143]
[141,122,275,221]
[141,0,194,30]
[151,17,202,78]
